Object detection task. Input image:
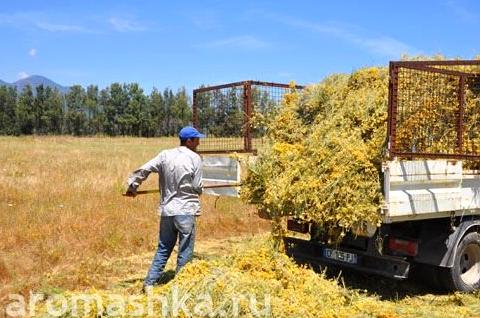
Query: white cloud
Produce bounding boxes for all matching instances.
[36,22,92,33]
[28,48,37,57]
[18,72,29,79]
[200,36,270,50]
[268,14,419,58]
[355,36,413,58]
[279,17,346,38]
[108,17,146,32]
[0,11,152,35]
[0,12,29,25]
[0,12,99,33]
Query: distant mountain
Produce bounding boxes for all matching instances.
[14,75,70,94]
[0,79,13,88]
[0,75,70,94]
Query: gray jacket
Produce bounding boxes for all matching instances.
[127,146,203,216]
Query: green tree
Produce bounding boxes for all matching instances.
[124,83,147,136]
[100,87,116,135]
[210,87,243,137]
[43,87,64,134]
[0,86,17,135]
[86,85,103,134]
[15,85,35,135]
[65,85,87,136]
[149,87,165,136]
[110,83,130,135]
[210,89,227,136]
[224,87,243,136]
[163,88,175,135]
[33,85,48,134]
[251,88,278,137]
[194,88,215,136]
[172,87,192,134]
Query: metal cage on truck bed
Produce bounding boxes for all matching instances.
[388,60,480,160]
[192,80,304,153]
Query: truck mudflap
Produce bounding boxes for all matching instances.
[284,237,411,280]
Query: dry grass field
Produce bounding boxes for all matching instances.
[2,137,480,318]
[0,136,269,308]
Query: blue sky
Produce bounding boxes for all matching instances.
[0,0,479,93]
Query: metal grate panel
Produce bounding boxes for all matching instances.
[193,81,304,153]
[388,60,480,160]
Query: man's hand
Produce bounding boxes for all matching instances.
[125,184,138,197]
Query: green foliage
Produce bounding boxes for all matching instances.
[65,85,88,136]
[146,87,165,136]
[196,86,281,138]
[0,83,194,137]
[85,85,103,135]
[14,86,35,135]
[0,86,17,135]
[43,86,64,134]
[171,87,192,135]
[198,87,244,137]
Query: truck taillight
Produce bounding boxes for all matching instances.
[388,237,418,257]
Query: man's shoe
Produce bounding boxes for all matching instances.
[141,284,154,294]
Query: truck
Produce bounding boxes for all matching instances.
[281,60,480,292]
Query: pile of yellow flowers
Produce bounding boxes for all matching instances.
[34,237,477,317]
[242,59,480,240]
[242,68,388,240]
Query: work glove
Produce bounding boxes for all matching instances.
[125,183,138,197]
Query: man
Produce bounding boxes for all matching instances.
[126,126,204,288]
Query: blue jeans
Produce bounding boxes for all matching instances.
[144,215,196,286]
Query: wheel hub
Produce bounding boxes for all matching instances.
[460,243,480,286]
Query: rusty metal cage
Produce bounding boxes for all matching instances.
[192,80,304,153]
[388,60,480,160]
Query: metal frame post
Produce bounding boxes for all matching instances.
[192,90,199,129]
[388,62,399,159]
[243,81,253,152]
[457,76,465,153]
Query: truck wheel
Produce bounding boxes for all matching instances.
[442,232,480,292]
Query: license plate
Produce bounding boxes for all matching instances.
[323,248,358,264]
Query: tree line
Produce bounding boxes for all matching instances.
[0,83,192,137]
[195,86,278,137]
[0,83,284,137]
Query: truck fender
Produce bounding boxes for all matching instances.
[414,218,480,267]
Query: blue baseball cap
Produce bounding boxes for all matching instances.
[179,126,205,139]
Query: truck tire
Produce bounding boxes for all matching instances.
[441,232,480,292]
